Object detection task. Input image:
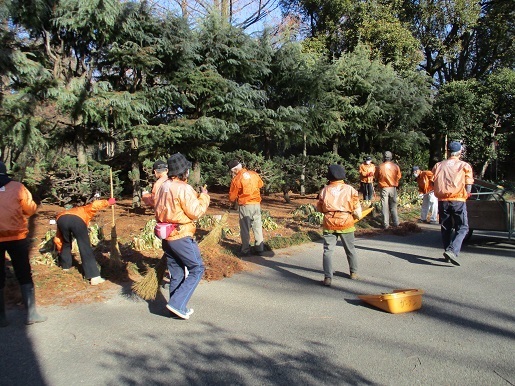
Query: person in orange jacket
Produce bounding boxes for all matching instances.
[0,161,46,326]
[412,166,438,224]
[375,151,402,229]
[359,155,375,206]
[142,159,168,208]
[154,153,210,320]
[53,197,116,285]
[317,164,362,286]
[228,160,264,256]
[432,141,474,266]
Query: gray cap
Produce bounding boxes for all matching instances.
[383,151,392,160]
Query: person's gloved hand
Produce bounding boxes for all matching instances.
[368,172,374,177]
[467,192,472,199]
[142,190,149,196]
[108,198,116,205]
[201,184,208,194]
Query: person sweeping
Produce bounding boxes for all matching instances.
[0,161,46,326]
[154,153,210,320]
[53,197,116,285]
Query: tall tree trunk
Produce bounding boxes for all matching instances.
[300,133,306,196]
[181,0,188,18]
[131,137,141,208]
[332,135,339,155]
[480,114,500,179]
[221,0,229,20]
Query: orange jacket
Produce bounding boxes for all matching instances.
[416,171,434,194]
[0,181,37,242]
[432,157,474,202]
[142,174,168,207]
[53,200,110,251]
[359,163,375,183]
[229,169,263,205]
[316,181,362,231]
[154,178,210,240]
[375,161,402,188]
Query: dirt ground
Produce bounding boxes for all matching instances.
[4,192,419,308]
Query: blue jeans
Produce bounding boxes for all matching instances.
[439,201,469,256]
[322,232,358,278]
[162,237,205,313]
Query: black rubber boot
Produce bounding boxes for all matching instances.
[0,288,8,327]
[20,284,47,325]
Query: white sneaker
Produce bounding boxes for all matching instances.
[90,276,106,285]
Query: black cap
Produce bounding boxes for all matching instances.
[227,160,240,170]
[152,160,167,171]
[327,164,346,181]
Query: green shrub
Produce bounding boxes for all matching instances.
[265,231,322,250]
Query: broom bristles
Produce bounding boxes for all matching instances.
[132,256,167,300]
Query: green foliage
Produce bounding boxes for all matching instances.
[195,215,217,229]
[24,156,123,205]
[131,219,161,251]
[261,210,280,230]
[266,231,322,250]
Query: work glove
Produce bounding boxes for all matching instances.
[108,198,116,205]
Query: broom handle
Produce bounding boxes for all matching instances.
[110,167,115,226]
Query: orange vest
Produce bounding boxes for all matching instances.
[375,161,402,188]
[229,169,263,205]
[432,157,474,201]
[0,181,37,242]
[142,174,168,207]
[359,163,375,183]
[416,171,434,194]
[316,181,361,231]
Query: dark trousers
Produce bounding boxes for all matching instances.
[439,201,469,256]
[57,215,100,279]
[0,238,33,289]
[360,182,374,201]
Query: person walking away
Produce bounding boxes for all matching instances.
[432,141,474,266]
[0,161,46,326]
[317,165,362,286]
[228,160,264,256]
[359,156,375,207]
[375,151,402,229]
[53,197,116,285]
[142,160,168,208]
[154,153,209,320]
[412,166,438,224]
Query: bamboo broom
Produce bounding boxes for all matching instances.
[132,255,167,300]
[109,167,122,264]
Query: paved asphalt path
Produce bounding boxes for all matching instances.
[1,225,514,385]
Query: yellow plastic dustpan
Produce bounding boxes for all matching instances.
[358,289,424,314]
